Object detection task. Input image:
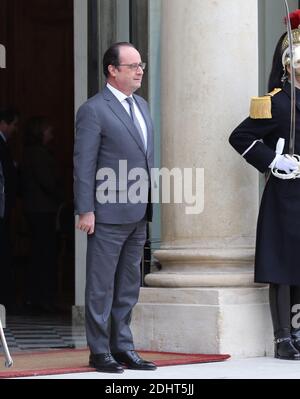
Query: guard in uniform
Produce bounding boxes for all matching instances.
[229,11,300,360]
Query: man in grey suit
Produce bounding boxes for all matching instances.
[74,42,156,373]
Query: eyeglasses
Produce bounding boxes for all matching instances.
[117,62,147,71]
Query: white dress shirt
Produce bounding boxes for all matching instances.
[106,83,148,149]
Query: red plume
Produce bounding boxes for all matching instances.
[285,9,300,29]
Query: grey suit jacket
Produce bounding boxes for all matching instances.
[74,87,154,224]
[0,161,4,218]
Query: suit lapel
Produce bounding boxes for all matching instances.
[102,87,146,154]
[133,94,153,157]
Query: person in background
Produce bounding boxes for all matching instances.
[0,107,19,309]
[21,116,63,313]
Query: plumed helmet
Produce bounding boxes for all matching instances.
[282,10,300,67]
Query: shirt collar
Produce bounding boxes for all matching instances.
[0,131,6,143]
[106,83,133,103]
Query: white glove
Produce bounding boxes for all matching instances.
[273,154,299,173]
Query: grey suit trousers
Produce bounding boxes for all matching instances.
[85,219,147,354]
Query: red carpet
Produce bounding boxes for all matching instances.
[0,348,230,378]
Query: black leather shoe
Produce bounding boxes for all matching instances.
[113,350,157,370]
[89,353,124,373]
[274,338,300,360]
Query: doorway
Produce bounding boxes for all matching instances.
[0,0,75,314]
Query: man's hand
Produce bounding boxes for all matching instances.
[76,212,95,235]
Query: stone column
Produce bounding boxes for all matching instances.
[132,0,273,357]
[73,0,88,325]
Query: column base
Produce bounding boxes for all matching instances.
[149,248,259,287]
[132,286,273,358]
[145,270,258,287]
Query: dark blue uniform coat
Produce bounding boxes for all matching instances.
[229,83,300,285]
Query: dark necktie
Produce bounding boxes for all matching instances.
[126,97,146,151]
